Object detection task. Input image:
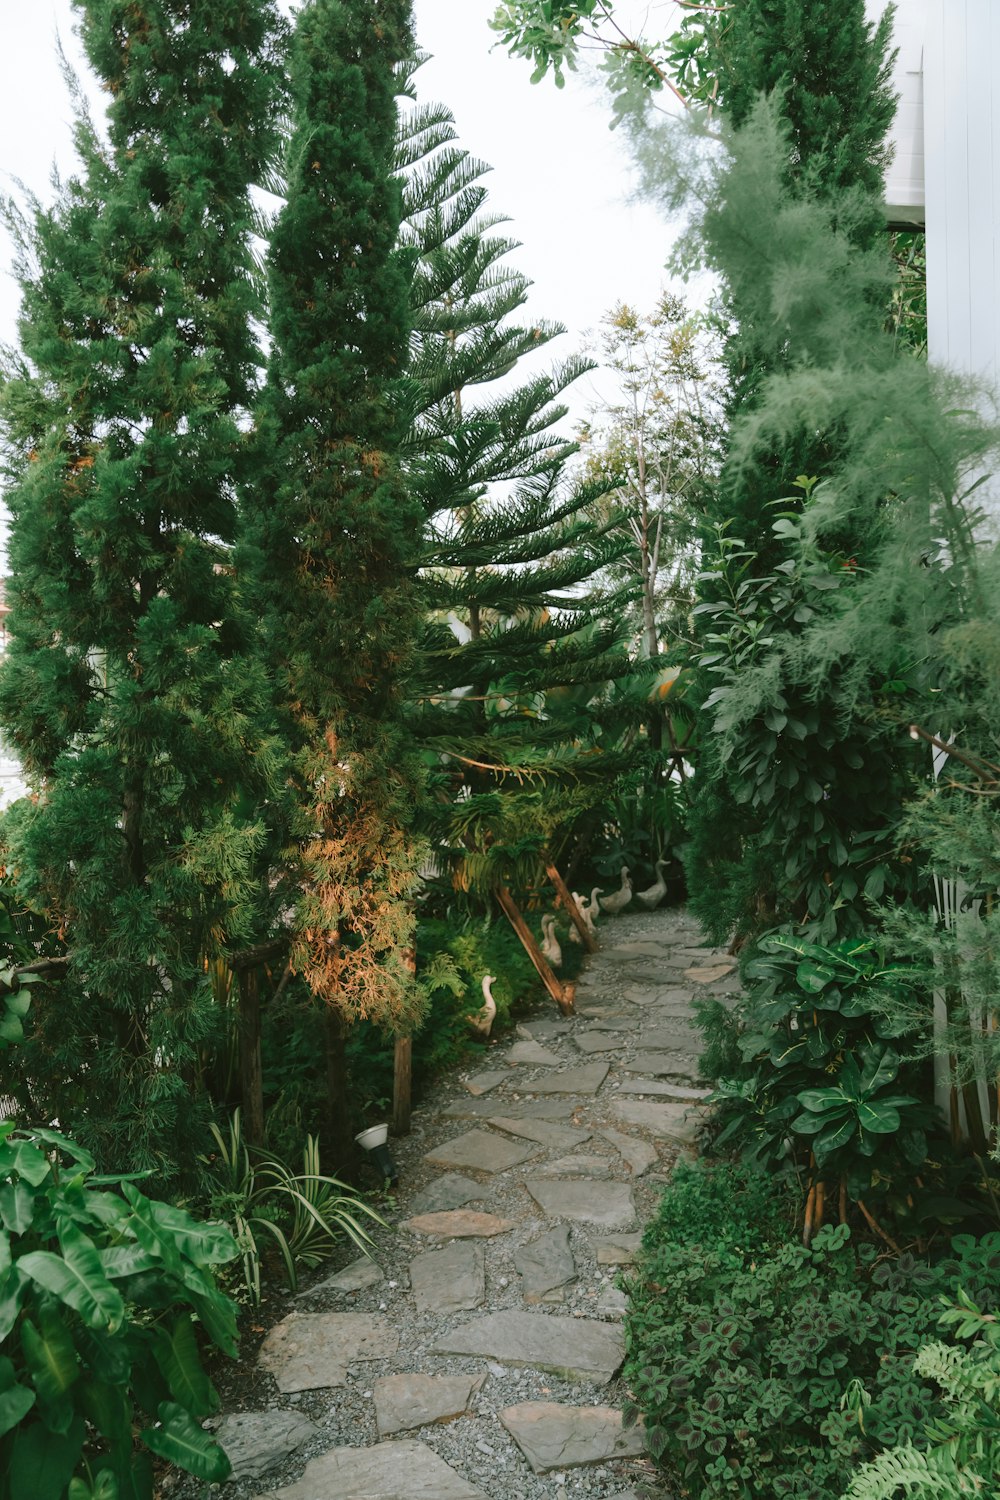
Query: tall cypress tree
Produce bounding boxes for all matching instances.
[242,0,424,1153]
[0,0,285,1182]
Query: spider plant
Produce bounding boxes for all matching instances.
[203,1109,384,1304]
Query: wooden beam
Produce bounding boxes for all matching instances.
[495,886,574,1016]
[544,859,597,953]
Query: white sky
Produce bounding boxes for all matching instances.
[0,0,681,425]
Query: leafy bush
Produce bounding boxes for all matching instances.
[203,1110,383,1305]
[705,932,937,1215]
[624,1223,1000,1500]
[846,1288,1000,1499]
[0,1121,238,1499]
[644,1157,794,1256]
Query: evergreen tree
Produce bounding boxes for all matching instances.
[398,93,641,898]
[241,0,424,1149]
[0,0,285,1182]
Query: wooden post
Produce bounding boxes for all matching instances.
[392,1036,412,1136]
[323,1006,356,1176]
[237,966,265,1147]
[495,886,574,1016]
[392,944,417,1137]
[544,858,597,953]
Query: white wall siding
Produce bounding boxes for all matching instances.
[868,0,929,222]
[923,0,1000,393]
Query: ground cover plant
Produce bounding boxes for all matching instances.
[624,1165,1000,1500]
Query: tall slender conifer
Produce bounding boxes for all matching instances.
[243,0,424,1153]
[0,0,284,1181]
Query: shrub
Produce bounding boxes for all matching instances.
[0,1121,239,1499]
[624,1223,1000,1499]
[644,1157,793,1256]
[846,1288,1000,1499]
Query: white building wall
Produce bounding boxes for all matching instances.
[922,0,1000,395]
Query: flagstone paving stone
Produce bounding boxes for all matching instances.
[373,1372,483,1438]
[507,1040,563,1067]
[431,1310,625,1384]
[442,1097,577,1121]
[487,1116,593,1152]
[515,1224,578,1304]
[631,1025,703,1051]
[261,1440,488,1500]
[535,1153,613,1179]
[408,1173,486,1216]
[610,1098,704,1144]
[500,1402,646,1473]
[401,1210,515,1239]
[615,1078,712,1099]
[599,1128,658,1177]
[593,1232,644,1266]
[424,1129,538,1173]
[301,1254,383,1296]
[410,1240,485,1315]
[463,1069,510,1095]
[258,1312,399,1393]
[524,1177,636,1229]
[216,1410,319,1481]
[573,1031,625,1053]
[522,1062,610,1096]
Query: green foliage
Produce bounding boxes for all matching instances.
[399,88,644,900]
[201,1111,382,1306]
[624,1223,1000,1500]
[241,0,425,1042]
[644,1157,793,1257]
[0,1121,238,1498]
[846,1290,1000,1499]
[0,0,287,1187]
[707,931,936,1204]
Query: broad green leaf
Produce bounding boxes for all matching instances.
[0,1140,52,1187]
[796,960,839,994]
[0,1381,35,1438]
[796,1089,845,1113]
[153,1316,215,1418]
[134,1196,237,1267]
[21,1308,80,1403]
[0,1182,36,1234]
[8,1414,85,1500]
[812,1115,858,1163]
[0,1265,26,1341]
[99,1244,158,1280]
[857,1102,901,1134]
[25,1130,95,1173]
[187,1288,238,1357]
[859,1046,900,1095]
[140,1402,231,1481]
[69,1472,119,1500]
[20,1223,125,1331]
[78,1377,131,1443]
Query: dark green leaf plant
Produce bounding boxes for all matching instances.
[0,1121,238,1499]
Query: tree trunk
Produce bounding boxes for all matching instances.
[237,965,264,1147]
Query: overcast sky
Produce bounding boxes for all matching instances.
[0,1,681,425]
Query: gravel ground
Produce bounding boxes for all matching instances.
[166,909,725,1500]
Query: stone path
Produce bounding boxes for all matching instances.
[212,908,740,1500]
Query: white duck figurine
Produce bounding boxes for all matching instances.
[540,914,562,968]
[467,973,497,1038]
[635,857,669,911]
[568,890,599,943]
[599,865,632,915]
[583,887,602,927]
